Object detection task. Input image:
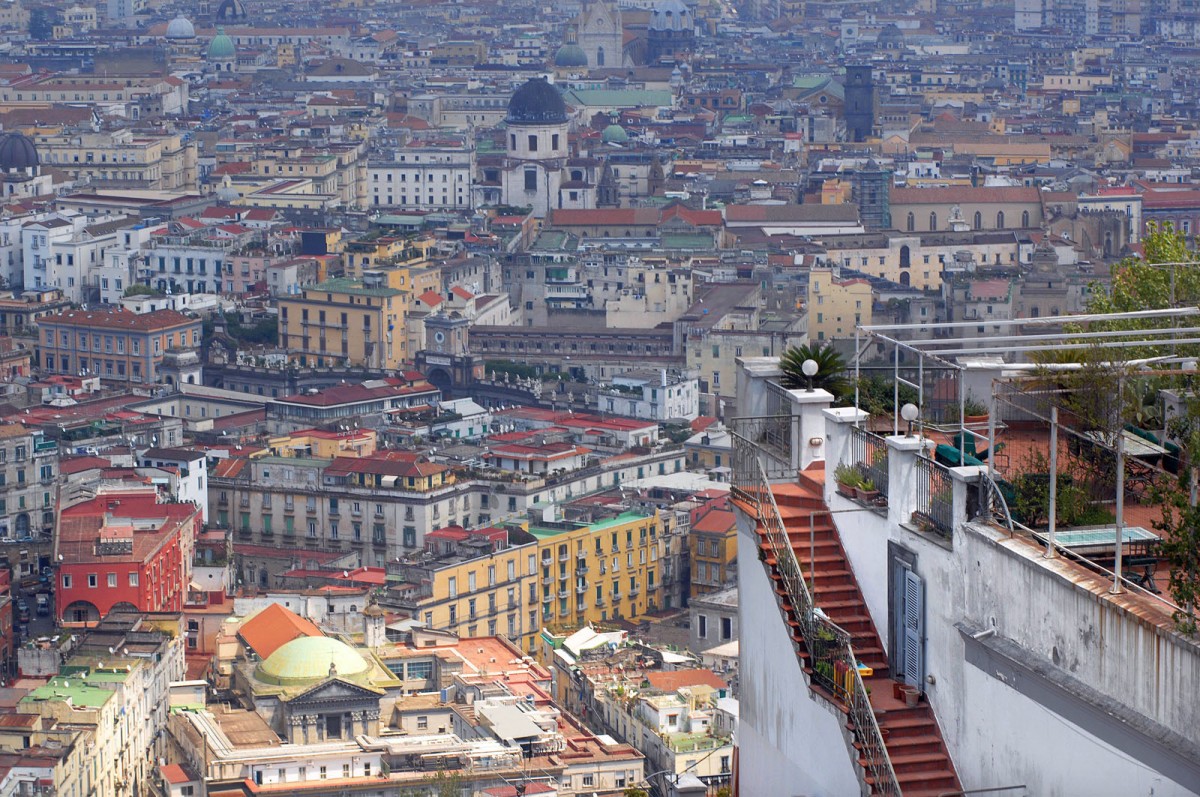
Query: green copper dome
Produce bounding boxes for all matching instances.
[602,124,629,143]
[555,43,588,68]
[255,636,369,686]
[208,28,236,59]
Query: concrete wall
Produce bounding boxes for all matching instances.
[735,510,862,797]
[823,412,1200,795]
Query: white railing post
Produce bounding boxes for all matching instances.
[949,465,987,531]
[822,407,868,504]
[886,434,927,529]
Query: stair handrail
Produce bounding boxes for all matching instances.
[733,444,901,797]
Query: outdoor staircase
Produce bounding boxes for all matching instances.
[754,465,963,797]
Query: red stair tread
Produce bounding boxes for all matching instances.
[756,478,962,795]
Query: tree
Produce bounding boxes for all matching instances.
[779,342,850,400]
[623,788,650,797]
[28,8,54,40]
[123,284,161,298]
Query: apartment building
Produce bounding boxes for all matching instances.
[278,278,406,369]
[38,307,203,383]
[35,128,197,190]
[529,510,666,633]
[0,423,58,540]
[22,216,137,302]
[807,265,873,342]
[56,486,199,625]
[15,613,184,797]
[368,141,475,211]
[549,635,735,794]
[389,529,540,652]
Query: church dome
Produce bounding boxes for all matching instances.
[256,636,369,686]
[207,28,236,59]
[555,43,588,68]
[602,124,629,143]
[165,14,196,39]
[650,0,691,31]
[507,77,567,125]
[877,23,904,49]
[0,133,39,172]
[215,0,248,22]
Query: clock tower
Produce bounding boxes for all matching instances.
[415,313,480,397]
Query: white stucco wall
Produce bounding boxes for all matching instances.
[735,510,861,797]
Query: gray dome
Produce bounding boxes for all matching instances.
[877,23,904,48]
[555,43,588,68]
[0,133,38,172]
[507,78,567,125]
[165,14,195,39]
[650,0,691,31]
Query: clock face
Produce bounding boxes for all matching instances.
[434,331,446,344]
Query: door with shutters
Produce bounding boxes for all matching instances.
[900,568,925,688]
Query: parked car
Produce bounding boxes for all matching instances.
[35,594,48,616]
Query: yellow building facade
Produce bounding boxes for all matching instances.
[531,511,664,635]
[267,428,377,459]
[278,278,406,369]
[808,267,873,342]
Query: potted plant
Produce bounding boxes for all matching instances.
[855,479,880,503]
[900,684,921,707]
[962,393,989,426]
[834,463,861,498]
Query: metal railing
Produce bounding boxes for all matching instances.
[851,425,890,495]
[732,427,899,797]
[731,414,797,484]
[914,455,955,540]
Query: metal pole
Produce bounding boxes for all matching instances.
[1111,427,1125,594]
[854,326,861,416]
[893,344,900,436]
[958,369,966,463]
[1046,406,1057,558]
[809,511,815,597]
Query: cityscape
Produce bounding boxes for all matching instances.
[0,0,1189,794]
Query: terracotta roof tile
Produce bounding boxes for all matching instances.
[644,668,727,692]
[237,603,322,659]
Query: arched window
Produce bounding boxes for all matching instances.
[929,212,938,230]
[906,212,915,232]
[597,46,605,66]
[899,245,911,268]
[1022,210,1030,227]
[899,271,911,287]
[973,211,982,230]
[996,211,1005,228]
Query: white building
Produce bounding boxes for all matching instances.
[368,142,475,211]
[138,446,209,521]
[733,354,1200,797]
[596,369,700,421]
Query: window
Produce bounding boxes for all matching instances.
[583,774,595,787]
[107,573,116,588]
[722,616,733,640]
[62,575,71,589]
[698,614,708,638]
[417,715,429,730]
[129,572,139,587]
[87,574,97,588]
[448,576,457,598]
[524,168,537,191]
[528,134,538,151]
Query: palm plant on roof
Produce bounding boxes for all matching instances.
[779,343,850,401]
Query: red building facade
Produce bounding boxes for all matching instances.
[56,487,198,626]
